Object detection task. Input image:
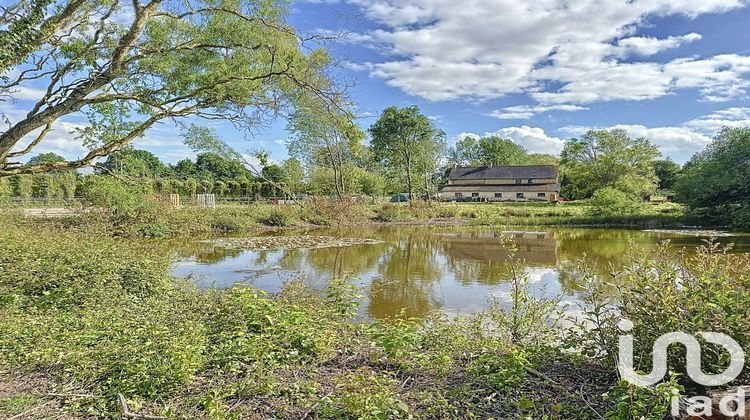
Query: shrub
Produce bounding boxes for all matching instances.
[260,209,293,226]
[375,204,405,222]
[300,197,371,226]
[588,187,644,216]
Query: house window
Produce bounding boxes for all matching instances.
[494,192,502,198]
[528,178,533,184]
[515,179,522,184]
[516,192,524,199]
[454,193,462,198]
[537,192,546,197]
[471,192,480,198]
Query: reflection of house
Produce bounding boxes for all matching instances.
[441,165,560,202]
[441,232,557,265]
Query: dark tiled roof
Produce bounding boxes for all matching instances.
[448,165,559,180]
[441,184,560,192]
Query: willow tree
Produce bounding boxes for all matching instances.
[0,0,340,176]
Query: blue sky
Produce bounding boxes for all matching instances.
[4,0,750,165]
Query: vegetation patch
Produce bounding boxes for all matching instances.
[203,236,384,251]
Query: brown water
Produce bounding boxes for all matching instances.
[170,226,750,319]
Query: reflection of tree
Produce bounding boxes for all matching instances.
[368,228,444,319]
[164,240,243,264]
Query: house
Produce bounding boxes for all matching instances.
[441,165,560,202]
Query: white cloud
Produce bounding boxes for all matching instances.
[9,120,88,162]
[457,126,565,155]
[614,33,702,57]
[487,104,588,120]
[349,0,750,105]
[683,107,750,133]
[490,126,565,155]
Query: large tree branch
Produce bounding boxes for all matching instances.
[0,1,160,160]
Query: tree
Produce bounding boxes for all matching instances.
[560,129,660,199]
[100,148,167,178]
[28,152,65,165]
[653,159,681,191]
[287,98,363,198]
[674,127,750,229]
[369,106,446,200]
[448,135,531,166]
[0,0,340,176]
[172,159,197,178]
[448,135,482,165]
[281,158,305,196]
[194,152,250,181]
[477,136,528,166]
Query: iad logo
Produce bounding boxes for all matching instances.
[617,319,747,417]
[617,319,745,387]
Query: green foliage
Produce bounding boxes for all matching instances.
[282,157,306,196]
[0,219,624,418]
[0,177,11,197]
[287,97,364,198]
[588,187,645,216]
[12,175,33,199]
[653,158,681,191]
[674,127,750,230]
[561,129,660,199]
[1,0,338,175]
[260,208,293,226]
[28,152,65,165]
[100,148,170,178]
[324,370,409,419]
[604,378,682,420]
[369,106,446,199]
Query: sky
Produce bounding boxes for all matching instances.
[4,0,750,165]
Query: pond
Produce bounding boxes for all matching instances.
[170,226,750,319]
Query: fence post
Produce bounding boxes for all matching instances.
[170,194,180,207]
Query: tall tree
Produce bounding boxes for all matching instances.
[653,159,682,191]
[477,136,528,166]
[281,157,305,196]
[449,135,482,165]
[674,127,750,229]
[100,148,167,178]
[0,0,340,176]
[287,98,363,198]
[369,106,446,200]
[560,129,660,199]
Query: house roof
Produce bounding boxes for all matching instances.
[447,165,559,180]
[441,184,560,193]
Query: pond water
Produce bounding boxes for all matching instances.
[170,226,750,319]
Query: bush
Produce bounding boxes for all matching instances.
[588,187,644,216]
[260,208,293,226]
[300,197,371,226]
[375,204,405,222]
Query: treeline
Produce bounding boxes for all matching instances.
[1,105,748,229]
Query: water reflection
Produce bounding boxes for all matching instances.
[169,227,750,319]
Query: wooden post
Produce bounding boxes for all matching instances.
[170,194,180,207]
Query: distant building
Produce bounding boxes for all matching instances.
[441,165,560,202]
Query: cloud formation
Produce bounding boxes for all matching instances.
[351,0,750,106]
